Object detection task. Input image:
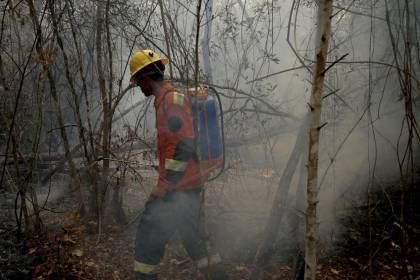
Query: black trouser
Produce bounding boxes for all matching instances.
[134,189,226,279]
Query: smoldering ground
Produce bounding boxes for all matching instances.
[84,0,418,264]
[2,0,419,278]
[197,101,410,262]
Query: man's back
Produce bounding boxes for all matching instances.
[152,81,201,197]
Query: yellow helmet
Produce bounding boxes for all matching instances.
[129,49,168,79]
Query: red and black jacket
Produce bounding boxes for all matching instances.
[152,81,203,197]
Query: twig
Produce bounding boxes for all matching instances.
[321,53,349,76]
[246,65,308,84]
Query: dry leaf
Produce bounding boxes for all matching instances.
[62,234,76,244]
[71,249,84,257]
[86,261,96,267]
[112,270,121,280]
[67,226,83,234]
[235,265,247,272]
[261,169,274,178]
[330,268,340,275]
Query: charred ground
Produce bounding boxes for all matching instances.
[1,167,419,280]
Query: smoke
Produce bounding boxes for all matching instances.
[193,1,417,261]
[106,0,418,266]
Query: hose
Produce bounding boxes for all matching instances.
[207,87,225,181]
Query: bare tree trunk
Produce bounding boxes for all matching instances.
[293,155,308,280]
[11,134,29,233]
[252,116,308,280]
[26,77,45,233]
[95,0,112,237]
[158,0,173,79]
[65,0,100,220]
[26,0,85,214]
[201,0,213,83]
[49,0,91,165]
[104,0,126,225]
[66,0,97,160]
[384,1,420,277]
[305,1,333,279]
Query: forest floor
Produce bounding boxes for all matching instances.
[1,170,420,279]
[1,211,419,280]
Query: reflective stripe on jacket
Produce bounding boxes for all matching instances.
[152,81,203,197]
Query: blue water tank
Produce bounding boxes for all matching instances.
[190,95,222,161]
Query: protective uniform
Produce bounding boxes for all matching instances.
[134,80,226,279]
[153,81,202,197]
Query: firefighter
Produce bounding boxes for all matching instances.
[129,49,228,280]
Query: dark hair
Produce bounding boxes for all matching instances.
[134,61,165,81]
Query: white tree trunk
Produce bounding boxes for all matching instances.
[158,0,174,79]
[201,0,213,82]
[95,0,110,237]
[305,1,333,279]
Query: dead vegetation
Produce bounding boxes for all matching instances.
[1,0,420,279]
